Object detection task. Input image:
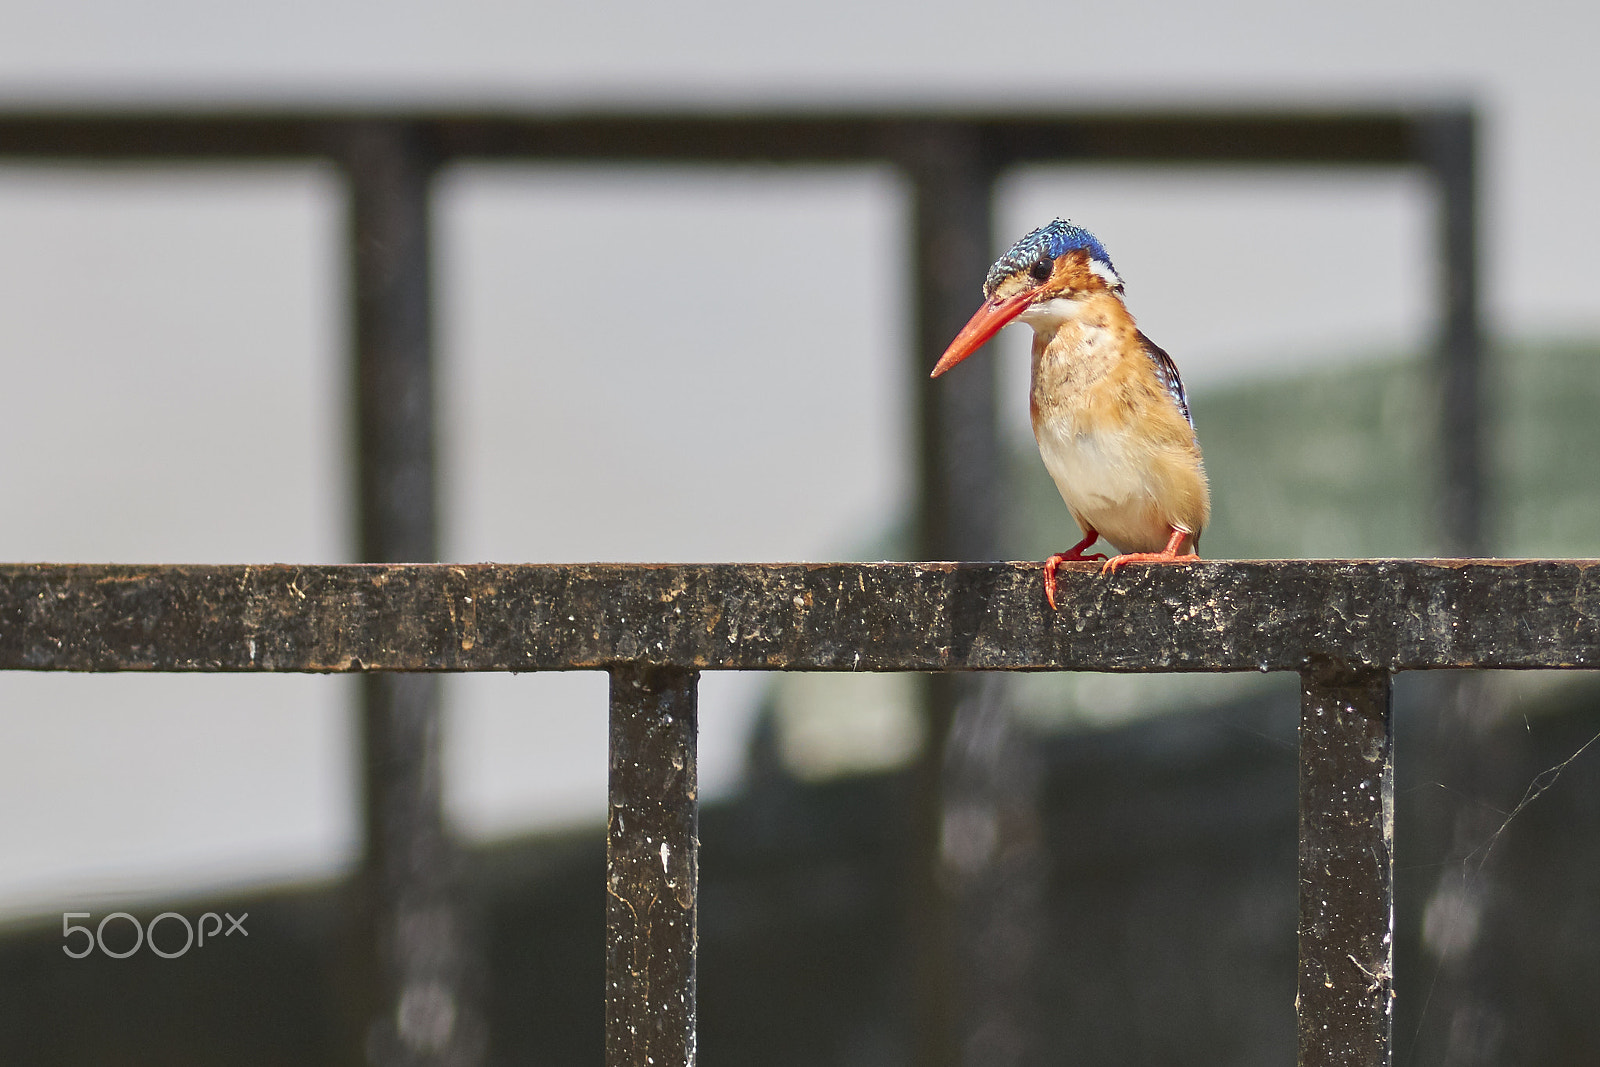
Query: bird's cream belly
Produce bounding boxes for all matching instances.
[1036,423,1176,553]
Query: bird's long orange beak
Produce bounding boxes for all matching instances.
[930,289,1038,378]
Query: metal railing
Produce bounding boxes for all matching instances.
[4,558,1598,1066]
[0,105,1492,1066]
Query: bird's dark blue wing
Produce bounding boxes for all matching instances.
[1138,332,1193,429]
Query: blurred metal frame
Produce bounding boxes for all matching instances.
[0,106,1482,1067]
[0,106,1483,554]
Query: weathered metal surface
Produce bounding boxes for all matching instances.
[1298,668,1394,1067]
[607,665,699,1067]
[0,560,1596,675]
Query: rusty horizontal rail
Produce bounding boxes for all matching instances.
[0,560,1595,675]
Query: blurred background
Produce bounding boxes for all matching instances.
[1,1,1599,1064]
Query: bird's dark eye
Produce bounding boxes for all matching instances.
[1029,257,1054,282]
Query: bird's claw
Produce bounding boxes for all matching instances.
[1042,549,1108,610]
[1100,551,1200,576]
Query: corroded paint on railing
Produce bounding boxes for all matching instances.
[1299,668,1395,1067]
[607,666,699,1067]
[0,560,1596,675]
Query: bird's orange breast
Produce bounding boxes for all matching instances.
[1028,299,1208,553]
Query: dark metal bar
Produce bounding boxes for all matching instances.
[1298,667,1394,1067]
[900,122,1050,1067]
[1415,109,1485,556]
[346,120,439,567]
[436,111,1418,167]
[897,120,1000,1067]
[1405,125,1506,1059]
[607,665,700,1067]
[903,121,1000,564]
[1409,109,1505,1038]
[3,560,1597,674]
[1409,115,1503,1041]
[0,109,1418,167]
[343,122,483,1066]
[940,677,1047,1067]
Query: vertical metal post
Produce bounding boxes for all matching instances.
[345,121,482,1066]
[939,677,1047,1067]
[1415,108,1513,1065]
[1298,667,1394,1067]
[348,120,438,567]
[898,121,1000,1067]
[1416,109,1484,556]
[905,121,1001,563]
[607,665,700,1067]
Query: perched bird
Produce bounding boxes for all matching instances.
[931,219,1209,610]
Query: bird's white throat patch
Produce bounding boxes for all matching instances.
[1018,295,1094,332]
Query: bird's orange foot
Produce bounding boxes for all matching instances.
[1042,531,1106,610]
[1099,527,1200,575]
[1100,550,1200,575]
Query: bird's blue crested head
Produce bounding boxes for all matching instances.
[983,218,1120,297]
